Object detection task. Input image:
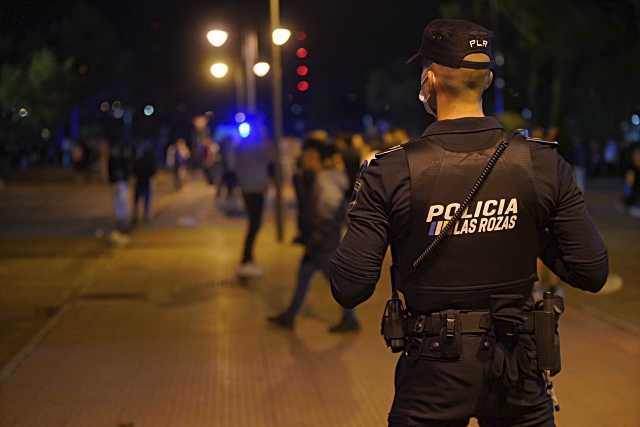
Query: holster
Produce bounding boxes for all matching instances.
[534,292,563,375]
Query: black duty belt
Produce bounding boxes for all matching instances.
[406,311,536,336]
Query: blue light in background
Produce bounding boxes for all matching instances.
[238,122,251,138]
[234,112,246,123]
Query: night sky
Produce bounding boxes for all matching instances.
[2,0,441,128]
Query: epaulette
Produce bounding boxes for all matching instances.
[374,144,403,159]
[526,137,558,146]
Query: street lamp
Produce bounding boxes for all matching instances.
[207,29,228,47]
[252,61,271,77]
[272,28,291,46]
[210,62,229,79]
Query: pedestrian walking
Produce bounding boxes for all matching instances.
[269,141,360,333]
[329,19,608,426]
[107,138,132,233]
[235,119,271,279]
[132,138,157,224]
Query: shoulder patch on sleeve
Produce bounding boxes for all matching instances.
[375,145,403,159]
[526,137,558,146]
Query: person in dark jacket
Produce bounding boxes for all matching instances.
[107,138,132,232]
[329,19,608,426]
[132,139,157,224]
[269,141,360,333]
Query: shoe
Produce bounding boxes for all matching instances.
[267,312,295,330]
[329,316,361,334]
[236,262,263,279]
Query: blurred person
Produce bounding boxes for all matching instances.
[589,139,603,177]
[623,145,640,218]
[217,135,240,212]
[202,137,220,186]
[235,119,271,279]
[61,135,73,168]
[269,141,360,333]
[132,138,158,224]
[531,126,545,140]
[336,134,361,191]
[107,138,132,233]
[71,139,84,178]
[166,138,190,190]
[383,130,396,149]
[571,140,589,193]
[392,128,410,145]
[292,138,324,244]
[604,138,620,176]
[351,133,379,164]
[330,19,608,426]
[545,126,559,142]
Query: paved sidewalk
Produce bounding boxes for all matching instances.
[0,192,639,427]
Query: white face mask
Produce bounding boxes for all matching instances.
[418,68,437,118]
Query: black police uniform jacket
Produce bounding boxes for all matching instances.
[328,117,608,419]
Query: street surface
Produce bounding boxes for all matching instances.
[0,173,638,426]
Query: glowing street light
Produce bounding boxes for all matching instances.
[253,61,271,77]
[210,62,229,79]
[272,28,291,46]
[207,29,228,47]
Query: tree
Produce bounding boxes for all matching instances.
[438,0,640,142]
[0,48,77,152]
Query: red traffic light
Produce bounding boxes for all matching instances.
[296,47,308,59]
[296,65,309,77]
[297,80,310,92]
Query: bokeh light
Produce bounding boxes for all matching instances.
[297,80,309,92]
[210,62,229,79]
[296,65,309,77]
[143,105,155,116]
[18,107,29,118]
[238,122,251,138]
[100,101,110,113]
[253,62,271,77]
[272,28,291,46]
[296,47,308,59]
[234,112,246,123]
[207,30,228,47]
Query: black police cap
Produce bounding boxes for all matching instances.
[408,19,495,69]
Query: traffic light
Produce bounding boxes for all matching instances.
[296,47,308,59]
[296,65,309,77]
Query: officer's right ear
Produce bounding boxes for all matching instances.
[426,69,437,94]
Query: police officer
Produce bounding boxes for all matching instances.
[329,19,608,427]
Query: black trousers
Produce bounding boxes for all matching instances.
[241,192,265,263]
[388,335,555,427]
